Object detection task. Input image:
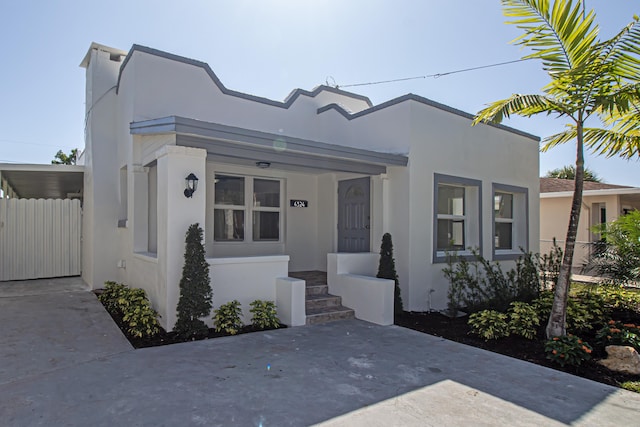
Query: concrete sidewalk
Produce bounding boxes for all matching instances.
[1,279,640,426]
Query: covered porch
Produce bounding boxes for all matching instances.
[126,116,406,329]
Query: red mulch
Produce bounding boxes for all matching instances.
[395,311,639,390]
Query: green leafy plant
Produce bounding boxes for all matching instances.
[621,381,640,393]
[533,290,607,334]
[118,288,161,338]
[508,302,540,339]
[249,300,281,330]
[174,223,213,338]
[468,310,510,340]
[98,281,128,313]
[377,233,403,315]
[545,334,592,368]
[444,248,546,314]
[596,320,640,351]
[590,210,640,284]
[596,284,640,313]
[98,281,160,338]
[539,240,563,288]
[213,300,244,335]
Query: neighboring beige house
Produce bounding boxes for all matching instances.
[540,177,640,270]
[2,42,542,330]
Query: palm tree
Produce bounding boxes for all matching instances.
[474,0,640,338]
[545,165,602,182]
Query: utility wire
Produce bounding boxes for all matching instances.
[333,58,531,89]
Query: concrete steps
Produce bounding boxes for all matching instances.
[289,271,355,325]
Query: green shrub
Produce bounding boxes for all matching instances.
[98,281,160,338]
[621,381,640,393]
[174,223,213,337]
[544,334,592,368]
[443,248,548,314]
[468,310,510,340]
[596,320,640,351]
[596,284,640,313]
[377,233,404,314]
[98,281,128,313]
[507,301,539,339]
[589,210,640,284]
[539,240,563,288]
[213,300,244,335]
[249,300,281,330]
[533,290,607,334]
[118,288,161,338]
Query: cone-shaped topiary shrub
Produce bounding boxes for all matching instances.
[377,232,403,315]
[174,223,213,337]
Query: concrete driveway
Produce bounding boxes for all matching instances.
[1,278,640,426]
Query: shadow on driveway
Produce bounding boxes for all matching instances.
[1,278,639,426]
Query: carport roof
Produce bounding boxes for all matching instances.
[0,164,84,199]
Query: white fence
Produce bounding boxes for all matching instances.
[0,199,82,281]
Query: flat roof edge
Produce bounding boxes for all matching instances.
[318,94,540,142]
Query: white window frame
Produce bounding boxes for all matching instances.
[213,174,283,243]
[492,183,528,260]
[433,174,482,263]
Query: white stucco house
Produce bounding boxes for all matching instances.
[7,42,541,330]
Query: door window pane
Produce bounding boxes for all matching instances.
[253,211,279,241]
[214,209,244,241]
[438,186,465,215]
[215,175,244,205]
[253,179,280,207]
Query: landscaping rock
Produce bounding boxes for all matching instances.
[598,345,640,375]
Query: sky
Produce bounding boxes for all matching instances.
[1,0,639,185]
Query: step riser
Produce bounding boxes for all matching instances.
[305,297,341,311]
[306,285,328,296]
[306,310,355,325]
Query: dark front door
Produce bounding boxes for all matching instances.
[338,177,371,252]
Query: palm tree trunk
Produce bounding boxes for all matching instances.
[546,121,585,338]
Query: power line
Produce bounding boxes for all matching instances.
[0,139,79,149]
[333,58,531,89]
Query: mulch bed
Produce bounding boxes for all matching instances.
[395,311,639,390]
[96,293,286,349]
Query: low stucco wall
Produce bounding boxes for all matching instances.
[208,255,289,324]
[327,253,394,325]
[276,277,306,327]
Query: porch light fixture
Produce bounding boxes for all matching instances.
[256,161,271,169]
[184,173,199,198]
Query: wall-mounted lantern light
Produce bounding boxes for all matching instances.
[184,173,199,198]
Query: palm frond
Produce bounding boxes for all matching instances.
[501,0,599,73]
[583,127,640,159]
[474,93,570,125]
[543,124,640,159]
[594,18,640,81]
[540,126,577,152]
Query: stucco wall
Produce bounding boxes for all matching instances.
[400,101,540,312]
[82,48,125,289]
[82,43,541,322]
[540,193,620,268]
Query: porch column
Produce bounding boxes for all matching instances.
[156,146,207,330]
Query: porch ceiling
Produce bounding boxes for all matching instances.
[0,164,84,199]
[130,116,408,175]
